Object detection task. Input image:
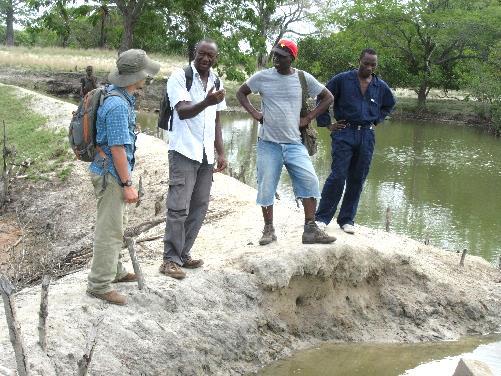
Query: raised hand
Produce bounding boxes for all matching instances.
[205,86,225,106]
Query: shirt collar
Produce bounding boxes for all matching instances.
[349,69,379,86]
[108,84,135,105]
[190,61,215,81]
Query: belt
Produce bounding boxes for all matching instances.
[345,123,374,130]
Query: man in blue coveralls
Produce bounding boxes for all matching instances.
[315,48,396,234]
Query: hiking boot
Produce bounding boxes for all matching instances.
[159,261,186,279]
[315,220,327,231]
[341,224,355,234]
[302,222,336,244]
[183,257,204,269]
[87,290,127,305]
[259,224,277,245]
[113,273,138,283]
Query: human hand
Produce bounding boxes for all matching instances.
[205,86,226,106]
[123,186,139,203]
[213,155,228,173]
[329,120,347,132]
[299,116,311,128]
[252,111,264,124]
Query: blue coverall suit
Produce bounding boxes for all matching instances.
[316,70,396,227]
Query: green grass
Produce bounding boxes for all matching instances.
[0,86,73,181]
[394,97,491,121]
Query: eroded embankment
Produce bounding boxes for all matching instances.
[0,85,500,375]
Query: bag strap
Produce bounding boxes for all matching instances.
[184,65,220,91]
[297,70,308,117]
[184,65,193,91]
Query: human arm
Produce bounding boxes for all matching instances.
[105,101,138,203]
[80,77,84,97]
[377,84,396,125]
[175,86,225,120]
[213,111,227,173]
[236,83,263,123]
[315,74,348,131]
[316,75,340,127]
[110,145,138,203]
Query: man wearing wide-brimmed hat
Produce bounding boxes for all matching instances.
[87,49,160,305]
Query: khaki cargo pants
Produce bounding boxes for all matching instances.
[87,173,129,294]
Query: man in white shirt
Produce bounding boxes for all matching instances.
[160,39,227,279]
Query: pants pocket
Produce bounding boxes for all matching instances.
[167,175,188,211]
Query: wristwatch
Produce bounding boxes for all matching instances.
[120,179,133,187]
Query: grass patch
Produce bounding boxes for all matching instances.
[394,97,491,121]
[0,86,73,181]
[0,46,185,78]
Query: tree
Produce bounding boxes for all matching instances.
[0,0,31,46]
[317,0,501,107]
[87,1,111,48]
[114,0,147,53]
[464,41,501,131]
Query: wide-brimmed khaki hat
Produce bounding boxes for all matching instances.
[108,49,160,87]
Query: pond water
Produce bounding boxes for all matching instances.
[257,336,501,376]
[138,111,501,264]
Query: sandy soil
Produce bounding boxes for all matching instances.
[0,85,500,375]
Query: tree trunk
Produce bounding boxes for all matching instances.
[119,17,134,54]
[5,1,15,47]
[257,52,268,69]
[116,0,146,54]
[417,82,428,109]
[99,12,107,48]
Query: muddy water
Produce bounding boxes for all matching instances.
[257,336,501,375]
[138,111,501,264]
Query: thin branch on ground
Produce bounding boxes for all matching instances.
[0,275,29,376]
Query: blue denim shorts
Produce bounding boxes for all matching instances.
[256,139,320,206]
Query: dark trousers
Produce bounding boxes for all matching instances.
[316,127,375,227]
[163,150,213,265]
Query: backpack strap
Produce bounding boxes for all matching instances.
[103,89,130,106]
[184,65,220,91]
[214,74,220,90]
[184,65,193,91]
[297,70,308,117]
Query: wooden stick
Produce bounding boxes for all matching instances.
[77,317,103,376]
[498,255,501,270]
[38,275,51,352]
[136,234,163,244]
[125,237,145,290]
[123,218,165,238]
[459,249,468,267]
[0,276,28,376]
[385,206,391,232]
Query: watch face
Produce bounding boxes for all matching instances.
[125,180,133,187]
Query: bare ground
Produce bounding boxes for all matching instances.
[0,85,500,375]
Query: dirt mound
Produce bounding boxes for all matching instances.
[0,85,500,375]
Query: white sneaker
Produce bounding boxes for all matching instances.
[315,221,327,231]
[341,224,355,234]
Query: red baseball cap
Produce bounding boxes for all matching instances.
[271,39,298,59]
